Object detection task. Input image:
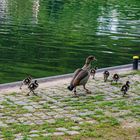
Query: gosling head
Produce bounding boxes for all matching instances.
[126,81,130,85]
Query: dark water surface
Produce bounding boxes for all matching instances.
[0,0,140,83]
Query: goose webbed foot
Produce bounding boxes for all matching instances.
[83,85,91,94]
[86,90,91,94]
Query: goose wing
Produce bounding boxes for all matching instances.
[72,69,89,86]
[70,68,82,85]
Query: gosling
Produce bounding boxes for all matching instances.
[103,70,110,82]
[90,66,98,79]
[27,80,39,96]
[121,81,130,96]
[112,73,119,83]
[20,76,32,89]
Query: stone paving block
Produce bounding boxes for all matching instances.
[5,118,17,124]
[71,126,81,130]
[23,106,35,112]
[32,104,42,109]
[38,101,47,105]
[15,101,27,105]
[42,133,52,137]
[56,127,68,131]
[66,131,80,135]
[47,112,57,116]
[71,117,83,122]
[46,119,56,124]
[35,120,44,125]
[54,114,64,119]
[23,121,35,125]
[0,105,5,109]
[30,134,39,137]
[53,132,65,136]
[0,121,8,127]
[30,130,40,133]
[23,113,33,117]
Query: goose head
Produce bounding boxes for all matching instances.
[82,56,97,70]
[85,55,97,64]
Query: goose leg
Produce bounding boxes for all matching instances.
[92,74,95,79]
[83,85,91,94]
[123,91,126,97]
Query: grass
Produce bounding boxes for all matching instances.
[29,96,42,102]
[111,82,122,87]
[2,129,14,140]
[137,128,140,134]
[9,92,17,96]
[53,118,76,129]
[43,103,50,109]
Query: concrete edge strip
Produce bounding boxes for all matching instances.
[0,63,139,90]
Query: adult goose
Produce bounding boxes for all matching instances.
[67,55,97,96]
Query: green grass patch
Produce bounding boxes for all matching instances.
[9,92,17,96]
[111,82,122,87]
[53,118,75,129]
[10,123,32,134]
[137,128,140,134]
[87,95,105,101]
[43,103,50,109]
[2,128,14,140]
[29,96,42,102]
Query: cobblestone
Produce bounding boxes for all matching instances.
[0,71,139,139]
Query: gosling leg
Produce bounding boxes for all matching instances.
[20,82,23,90]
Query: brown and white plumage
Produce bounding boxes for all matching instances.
[27,80,39,96]
[67,55,97,96]
[90,66,98,79]
[121,81,130,96]
[20,76,32,89]
[112,73,119,83]
[103,70,110,82]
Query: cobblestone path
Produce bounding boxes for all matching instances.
[0,71,140,140]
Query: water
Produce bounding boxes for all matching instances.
[0,0,140,84]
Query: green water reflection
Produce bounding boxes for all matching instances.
[0,0,140,83]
